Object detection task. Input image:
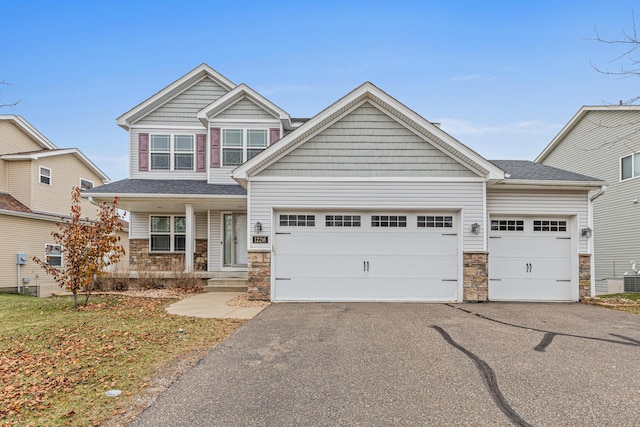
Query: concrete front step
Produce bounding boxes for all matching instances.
[205,277,248,293]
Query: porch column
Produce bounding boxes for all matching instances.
[185,203,194,272]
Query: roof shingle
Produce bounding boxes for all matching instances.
[490,160,603,182]
[84,179,246,196]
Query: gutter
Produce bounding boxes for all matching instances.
[590,185,607,201]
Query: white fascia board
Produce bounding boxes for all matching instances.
[233,82,505,182]
[116,64,236,130]
[83,193,247,200]
[0,208,63,223]
[2,148,111,183]
[247,176,486,183]
[196,83,292,128]
[489,179,605,190]
[535,105,640,163]
[0,115,57,150]
[128,124,207,130]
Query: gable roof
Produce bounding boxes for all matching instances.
[1,148,110,183]
[535,105,640,163]
[196,83,292,129]
[116,64,236,130]
[0,192,32,213]
[490,160,603,185]
[232,82,506,184]
[0,115,57,150]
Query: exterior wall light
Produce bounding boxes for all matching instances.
[471,223,481,235]
[581,227,593,239]
[255,221,263,234]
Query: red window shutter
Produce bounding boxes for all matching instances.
[269,128,280,145]
[210,127,221,168]
[196,134,206,172]
[139,133,149,171]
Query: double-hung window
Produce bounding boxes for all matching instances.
[39,166,51,185]
[150,135,195,171]
[150,215,186,252]
[222,129,268,166]
[45,244,62,267]
[621,152,640,181]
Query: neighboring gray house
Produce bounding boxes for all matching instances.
[536,106,640,294]
[86,64,603,302]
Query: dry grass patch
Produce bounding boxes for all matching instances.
[0,294,244,426]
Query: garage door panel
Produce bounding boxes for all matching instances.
[275,278,457,302]
[490,236,570,258]
[277,232,456,257]
[275,254,366,278]
[490,256,571,279]
[489,279,573,301]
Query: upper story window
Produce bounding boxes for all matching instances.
[150,135,195,171]
[80,178,94,190]
[222,129,268,166]
[621,153,640,181]
[39,166,51,185]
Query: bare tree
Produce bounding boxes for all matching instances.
[0,79,21,109]
[591,12,640,104]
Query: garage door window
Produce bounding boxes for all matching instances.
[326,215,361,227]
[371,215,407,227]
[279,214,315,227]
[533,220,567,232]
[418,215,453,228]
[491,219,524,231]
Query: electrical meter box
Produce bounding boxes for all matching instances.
[16,253,28,265]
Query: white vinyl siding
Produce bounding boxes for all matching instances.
[486,189,588,253]
[214,98,277,120]
[135,78,228,126]
[0,120,45,155]
[130,128,207,180]
[130,211,208,240]
[258,102,478,178]
[248,180,485,252]
[540,110,640,286]
[208,210,222,270]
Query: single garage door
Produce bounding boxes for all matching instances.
[489,217,575,301]
[273,212,459,302]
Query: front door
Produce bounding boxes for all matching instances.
[223,213,247,267]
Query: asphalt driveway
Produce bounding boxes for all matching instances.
[129,303,640,426]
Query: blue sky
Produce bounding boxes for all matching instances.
[3,0,639,181]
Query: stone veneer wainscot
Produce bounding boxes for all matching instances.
[129,239,208,271]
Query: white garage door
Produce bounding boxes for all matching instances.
[273,212,459,302]
[489,217,575,301]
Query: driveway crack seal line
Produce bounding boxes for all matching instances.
[445,304,640,350]
[431,325,533,427]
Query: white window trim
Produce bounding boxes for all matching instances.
[39,166,52,186]
[45,244,62,267]
[149,215,186,252]
[620,152,640,182]
[221,127,269,167]
[149,134,196,172]
[79,178,94,190]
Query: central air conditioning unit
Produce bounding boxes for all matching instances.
[624,275,640,293]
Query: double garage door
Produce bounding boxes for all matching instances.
[273,211,459,302]
[489,217,575,301]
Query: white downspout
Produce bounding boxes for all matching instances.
[588,185,607,297]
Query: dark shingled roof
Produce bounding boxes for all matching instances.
[84,179,246,196]
[490,160,603,182]
[0,193,32,213]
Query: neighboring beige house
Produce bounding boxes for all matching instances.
[536,106,640,294]
[0,115,128,297]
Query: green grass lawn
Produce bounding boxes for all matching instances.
[0,294,245,426]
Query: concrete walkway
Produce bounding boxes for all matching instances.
[165,292,266,319]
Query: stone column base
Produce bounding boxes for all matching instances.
[248,250,271,301]
[579,253,591,300]
[463,252,488,302]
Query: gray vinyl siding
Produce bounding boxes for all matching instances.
[209,210,222,270]
[248,180,485,252]
[540,110,640,286]
[135,78,228,126]
[214,98,277,120]
[486,189,589,254]
[208,166,236,185]
[258,102,478,178]
[130,128,208,180]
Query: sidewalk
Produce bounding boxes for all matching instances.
[165,292,267,319]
